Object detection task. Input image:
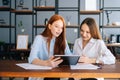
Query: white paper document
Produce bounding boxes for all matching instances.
[70,63,100,70]
[16,63,52,70]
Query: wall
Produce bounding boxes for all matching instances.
[0,0,120,44]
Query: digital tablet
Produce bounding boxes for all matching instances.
[54,55,80,65]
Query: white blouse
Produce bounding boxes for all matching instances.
[73,38,116,64]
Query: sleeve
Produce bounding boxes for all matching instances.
[65,40,73,55]
[28,35,42,63]
[73,39,80,55]
[98,40,116,64]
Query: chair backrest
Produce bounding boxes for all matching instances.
[16,35,29,50]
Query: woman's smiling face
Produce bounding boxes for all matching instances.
[48,19,63,38]
[80,23,92,42]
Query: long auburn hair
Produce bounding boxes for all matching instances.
[80,17,102,39]
[41,14,66,55]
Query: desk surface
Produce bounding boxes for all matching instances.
[0,60,120,78]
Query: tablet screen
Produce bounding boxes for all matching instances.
[54,55,80,65]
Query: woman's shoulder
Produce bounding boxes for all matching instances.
[75,38,81,42]
[35,35,46,41]
[74,38,82,46]
[96,39,104,43]
[94,39,105,45]
[35,34,42,38]
[35,35,42,39]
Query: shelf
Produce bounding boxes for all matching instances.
[0,0,102,44]
[34,6,55,11]
[0,25,15,28]
[80,10,102,14]
[102,7,120,11]
[33,25,46,28]
[58,7,78,11]
[102,25,120,28]
[33,25,79,28]
[66,25,79,28]
[0,6,14,11]
[106,43,120,47]
[12,10,33,15]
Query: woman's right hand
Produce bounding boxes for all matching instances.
[78,54,96,64]
[46,56,63,68]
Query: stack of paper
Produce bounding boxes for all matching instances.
[70,63,100,70]
[16,63,52,70]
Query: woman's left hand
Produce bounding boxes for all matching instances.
[47,56,63,67]
[79,55,90,63]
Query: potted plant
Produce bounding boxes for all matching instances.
[18,20,25,32]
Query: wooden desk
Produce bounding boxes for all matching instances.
[0,60,120,78]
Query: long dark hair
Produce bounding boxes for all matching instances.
[80,17,102,39]
[41,14,66,55]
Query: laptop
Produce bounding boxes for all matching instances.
[54,55,80,66]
